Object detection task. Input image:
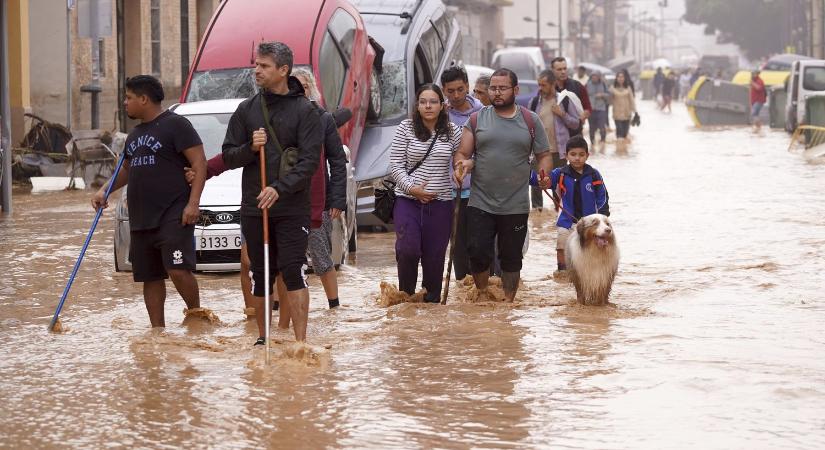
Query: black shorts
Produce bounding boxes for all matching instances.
[242,214,310,295]
[129,220,195,282]
[466,207,528,274]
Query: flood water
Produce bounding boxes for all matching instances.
[2,101,824,448]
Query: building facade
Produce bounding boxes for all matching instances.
[444,0,509,67]
[6,0,220,143]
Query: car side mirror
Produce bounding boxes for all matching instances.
[333,108,353,127]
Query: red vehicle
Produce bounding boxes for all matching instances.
[181,0,381,163]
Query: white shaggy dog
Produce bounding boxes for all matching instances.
[565,214,620,306]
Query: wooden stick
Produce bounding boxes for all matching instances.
[442,167,465,305]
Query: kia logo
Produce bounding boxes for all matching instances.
[215,212,233,223]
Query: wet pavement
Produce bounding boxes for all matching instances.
[1,101,824,448]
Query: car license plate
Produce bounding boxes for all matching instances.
[197,235,242,250]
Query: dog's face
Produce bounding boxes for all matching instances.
[576,214,615,249]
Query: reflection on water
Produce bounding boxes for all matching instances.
[2,103,825,448]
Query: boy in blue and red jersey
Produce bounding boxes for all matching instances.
[531,135,610,278]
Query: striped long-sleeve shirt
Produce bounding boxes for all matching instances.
[389,119,462,202]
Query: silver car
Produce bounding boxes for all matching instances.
[351,0,462,227]
[114,99,357,272]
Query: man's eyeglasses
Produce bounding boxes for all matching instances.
[488,86,513,93]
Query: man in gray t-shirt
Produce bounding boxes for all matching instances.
[454,69,553,302]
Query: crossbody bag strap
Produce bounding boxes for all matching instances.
[406,129,440,175]
[259,93,283,156]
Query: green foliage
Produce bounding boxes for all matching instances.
[683,0,786,59]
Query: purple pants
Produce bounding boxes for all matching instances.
[394,196,453,301]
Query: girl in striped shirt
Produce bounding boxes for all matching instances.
[390,83,462,302]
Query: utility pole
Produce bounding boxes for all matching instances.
[1,0,11,214]
[67,0,75,131]
[536,0,541,47]
[605,0,615,62]
[78,0,112,130]
[558,0,563,56]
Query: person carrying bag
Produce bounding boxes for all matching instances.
[387,84,461,303]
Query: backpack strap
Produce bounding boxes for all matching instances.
[529,95,540,112]
[519,105,536,155]
[469,111,479,151]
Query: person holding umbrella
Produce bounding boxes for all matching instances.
[222,42,322,346]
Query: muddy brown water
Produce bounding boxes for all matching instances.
[2,102,824,448]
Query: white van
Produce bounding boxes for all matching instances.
[491,47,546,81]
[785,59,825,132]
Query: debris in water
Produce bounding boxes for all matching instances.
[452,276,514,303]
[377,282,426,307]
[551,301,652,319]
[182,307,222,325]
[283,342,330,366]
[50,318,68,333]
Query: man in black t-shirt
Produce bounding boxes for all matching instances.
[92,75,207,328]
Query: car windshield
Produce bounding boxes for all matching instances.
[803,66,825,91]
[182,113,232,159]
[494,53,535,81]
[186,69,256,102]
[763,61,791,71]
[378,60,407,122]
[185,65,312,102]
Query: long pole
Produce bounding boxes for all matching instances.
[536,0,540,47]
[558,0,563,55]
[49,152,127,331]
[0,0,11,214]
[66,3,72,130]
[442,167,464,305]
[259,144,271,364]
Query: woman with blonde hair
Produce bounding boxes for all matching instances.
[273,67,348,316]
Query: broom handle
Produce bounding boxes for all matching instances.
[49,151,127,331]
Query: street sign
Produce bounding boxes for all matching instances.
[78,0,112,38]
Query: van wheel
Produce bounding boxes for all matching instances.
[367,70,382,120]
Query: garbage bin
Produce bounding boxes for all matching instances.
[639,70,655,100]
[684,76,750,127]
[769,86,787,129]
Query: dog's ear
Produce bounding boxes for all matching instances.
[576,219,587,247]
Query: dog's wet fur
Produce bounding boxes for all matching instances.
[565,214,620,306]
